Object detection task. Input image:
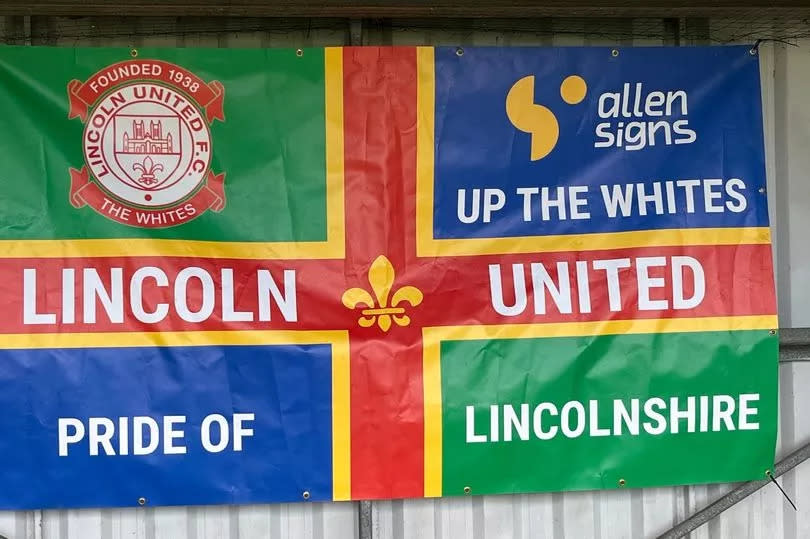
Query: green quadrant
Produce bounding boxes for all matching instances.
[439,330,778,496]
[0,46,327,241]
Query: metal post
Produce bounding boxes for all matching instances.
[779,327,810,362]
[349,18,363,47]
[348,17,372,539]
[359,500,373,539]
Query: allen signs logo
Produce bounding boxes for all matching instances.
[67,60,226,228]
[506,74,587,161]
[506,72,698,158]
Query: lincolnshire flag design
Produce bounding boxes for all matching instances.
[0,45,776,509]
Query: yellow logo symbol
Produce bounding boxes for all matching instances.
[506,74,587,161]
[342,255,424,332]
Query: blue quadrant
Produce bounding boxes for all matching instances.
[0,344,333,509]
[432,46,768,239]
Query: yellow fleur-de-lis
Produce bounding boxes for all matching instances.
[342,255,424,332]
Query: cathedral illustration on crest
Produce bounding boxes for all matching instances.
[122,119,174,154]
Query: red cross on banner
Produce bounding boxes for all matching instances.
[0,45,778,509]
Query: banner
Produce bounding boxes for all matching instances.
[0,45,777,509]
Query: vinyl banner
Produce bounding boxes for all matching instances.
[0,45,777,509]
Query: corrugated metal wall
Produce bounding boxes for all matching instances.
[0,15,808,539]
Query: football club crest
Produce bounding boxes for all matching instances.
[67,59,226,227]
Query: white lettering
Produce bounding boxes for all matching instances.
[201,414,230,453]
[130,266,169,324]
[58,418,85,456]
[23,269,57,324]
[257,269,298,322]
[489,264,527,316]
[466,406,487,443]
[83,268,124,324]
[174,267,215,323]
